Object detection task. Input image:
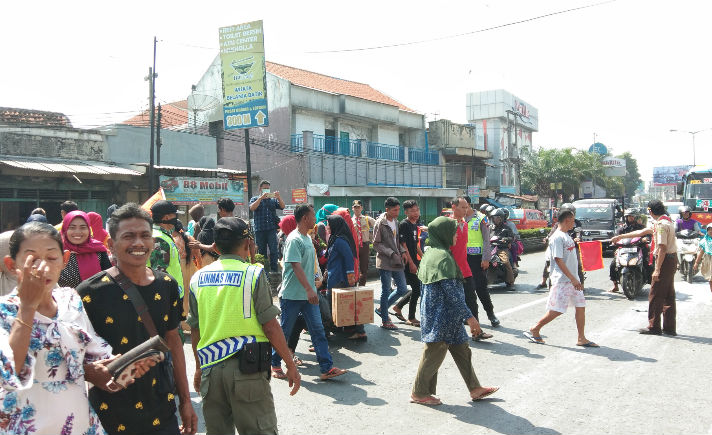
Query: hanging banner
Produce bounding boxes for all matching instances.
[292,188,307,203]
[159,176,246,205]
[219,20,268,130]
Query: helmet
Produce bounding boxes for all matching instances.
[706,222,712,230]
[491,208,507,219]
[502,208,510,219]
[479,204,489,213]
[485,205,495,216]
[678,206,692,216]
[624,208,636,217]
[559,203,576,215]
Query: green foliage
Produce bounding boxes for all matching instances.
[254,253,270,271]
[519,227,551,238]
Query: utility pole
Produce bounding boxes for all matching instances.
[245,129,253,218]
[146,37,157,194]
[156,103,162,166]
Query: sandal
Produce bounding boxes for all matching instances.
[405,319,421,327]
[320,367,347,380]
[381,321,398,330]
[390,309,406,322]
[410,395,442,406]
[292,355,305,366]
[471,386,499,401]
[347,333,368,340]
[473,332,493,341]
[271,367,288,379]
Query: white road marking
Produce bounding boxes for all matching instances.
[494,296,549,317]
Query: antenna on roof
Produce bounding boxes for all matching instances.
[187,88,219,132]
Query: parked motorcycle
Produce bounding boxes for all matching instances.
[487,235,519,287]
[677,229,701,283]
[613,236,651,300]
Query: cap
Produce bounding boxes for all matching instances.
[352,200,363,207]
[150,200,177,219]
[214,217,252,240]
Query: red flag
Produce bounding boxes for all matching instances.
[578,241,604,271]
[141,188,166,215]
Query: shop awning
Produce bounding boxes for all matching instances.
[0,155,141,176]
[134,163,246,175]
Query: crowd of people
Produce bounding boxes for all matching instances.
[0,187,711,434]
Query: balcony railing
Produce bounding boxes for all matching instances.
[290,134,437,165]
[408,148,440,165]
[368,142,404,162]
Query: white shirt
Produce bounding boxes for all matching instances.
[386,218,398,246]
[548,230,579,284]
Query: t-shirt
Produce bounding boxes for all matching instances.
[450,222,472,278]
[548,230,579,285]
[399,219,420,266]
[281,231,316,300]
[386,218,398,246]
[76,269,183,434]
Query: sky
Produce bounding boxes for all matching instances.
[2,0,711,182]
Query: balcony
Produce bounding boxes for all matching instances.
[290,134,438,165]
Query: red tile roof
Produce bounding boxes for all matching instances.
[123,100,188,128]
[265,62,416,113]
[0,107,72,127]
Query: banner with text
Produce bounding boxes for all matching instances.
[219,20,268,130]
[159,176,246,205]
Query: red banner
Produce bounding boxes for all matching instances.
[578,241,604,272]
[292,188,307,203]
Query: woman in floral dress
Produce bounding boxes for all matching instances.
[0,222,133,435]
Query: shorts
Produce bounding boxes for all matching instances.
[547,282,586,313]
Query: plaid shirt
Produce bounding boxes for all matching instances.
[249,196,283,231]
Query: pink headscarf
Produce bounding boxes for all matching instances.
[61,211,108,281]
[87,212,109,244]
[279,215,297,236]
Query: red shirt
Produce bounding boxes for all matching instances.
[450,221,472,278]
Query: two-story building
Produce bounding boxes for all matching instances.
[189,59,457,221]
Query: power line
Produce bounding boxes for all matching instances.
[307,0,617,54]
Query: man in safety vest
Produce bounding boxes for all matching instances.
[149,200,185,299]
[464,197,499,327]
[188,217,300,434]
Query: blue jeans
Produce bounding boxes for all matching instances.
[271,299,333,373]
[379,269,409,322]
[255,229,279,271]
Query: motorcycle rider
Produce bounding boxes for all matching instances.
[489,208,515,287]
[609,209,646,293]
[675,206,702,234]
[537,203,584,289]
[502,208,521,267]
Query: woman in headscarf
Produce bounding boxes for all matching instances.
[315,204,339,243]
[278,215,297,262]
[333,207,360,283]
[197,216,219,267]
[694,222,712,293]
[58,211,111,289]
[87,212,110,248]
[410,216,498,406]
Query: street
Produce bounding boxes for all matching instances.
[184,249,712,435]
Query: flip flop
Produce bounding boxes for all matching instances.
[473,332,494,342]
[381,321,398,330]
[390,311,407,322]
[405,319,421,327]
[320,367,347,380]
[577,341,599,348]
[471,386,499,401]
[410,395,442,406]
[271,367,288,379]
[524,331,545,344]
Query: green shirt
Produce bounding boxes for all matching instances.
[186,254,280,329]
[281,231,316,300]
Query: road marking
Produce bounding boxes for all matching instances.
[495,296,549,318]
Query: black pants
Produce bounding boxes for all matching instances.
[463,276,479,320]
[395,270,422,320]
[467,254,495,318]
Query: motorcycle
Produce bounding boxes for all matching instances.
[677,229,701,283]
[613,236,651,300]
[487,235,519,287]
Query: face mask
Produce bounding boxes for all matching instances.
[160,217,179,227]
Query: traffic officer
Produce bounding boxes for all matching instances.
[464,198,499,326]
[188,217,300,435]
[149,200,184,298]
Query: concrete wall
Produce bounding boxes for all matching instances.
[0,127,106,161]
[376,125,399,145]
[341,96,398,124]
[295,111,325,137]
[103,125,216,168]
[428,119,476,149]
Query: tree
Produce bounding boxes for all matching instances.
[520,147,605,199]
[618,151,642,197]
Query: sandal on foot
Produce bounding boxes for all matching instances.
[381,321,398,330]
[576,341,599,348]
[347,333,367,340]
[292,356,305,366]
[524,331,545,344]
[473,332,494,341]
[405,319,421,327]
[390,310,406,322]
[271,367,288,379]
[410,395,442,406]
[471,386,499,401]
[320,367,347,380]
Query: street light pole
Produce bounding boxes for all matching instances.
[669,128,711,166]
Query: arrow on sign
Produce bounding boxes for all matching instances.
[255,111,266,125]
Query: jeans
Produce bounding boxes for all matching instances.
[378,269,409,322]
[394,270,422,321]
[272,299,333,373]
[255,229,279,271]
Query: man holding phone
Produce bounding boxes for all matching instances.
[249,180,285,273]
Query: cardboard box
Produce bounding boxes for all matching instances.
[331,287,374,327]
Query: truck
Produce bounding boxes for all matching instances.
[572,198,623,250]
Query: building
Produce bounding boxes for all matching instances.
[189,59,456,221]
[466,90,538,197]
[0,107,142,228]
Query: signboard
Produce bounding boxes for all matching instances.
[219,20,268,130]
[159,176,246,205]
[500,185,516,194]
[589,142,608,155]
[602,157,626,177]
[653,165,692,186]
[467,185,480,202]
[292,188,307,203]
[697,199,710,211]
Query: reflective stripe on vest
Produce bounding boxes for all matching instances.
[191,259,267,368]
[150,228,184,298]
[466,215,484,255]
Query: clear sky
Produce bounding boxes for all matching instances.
[2,0,710,181]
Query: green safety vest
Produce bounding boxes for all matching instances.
[190,258,267,369]
[149,227,184,298]
[466,213,484,255]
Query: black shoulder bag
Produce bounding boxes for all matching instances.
[106,267,176,394]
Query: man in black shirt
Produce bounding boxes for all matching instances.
[77,203,197,435]
[392,200,423,325]
[609,209,646,293]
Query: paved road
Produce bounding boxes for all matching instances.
[183,250,712,435]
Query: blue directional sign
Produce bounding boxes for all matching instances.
[588,142,608,155]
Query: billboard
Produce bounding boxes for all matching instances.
[653,165,692,186]
[602,157,626,177]
[159,176,246,205]
[219,20,268,130]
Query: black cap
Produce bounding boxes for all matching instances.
[214,217,252,240]
[151,200,177,220]
[352,200,363,207]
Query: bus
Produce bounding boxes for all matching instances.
[681,165,712,226]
